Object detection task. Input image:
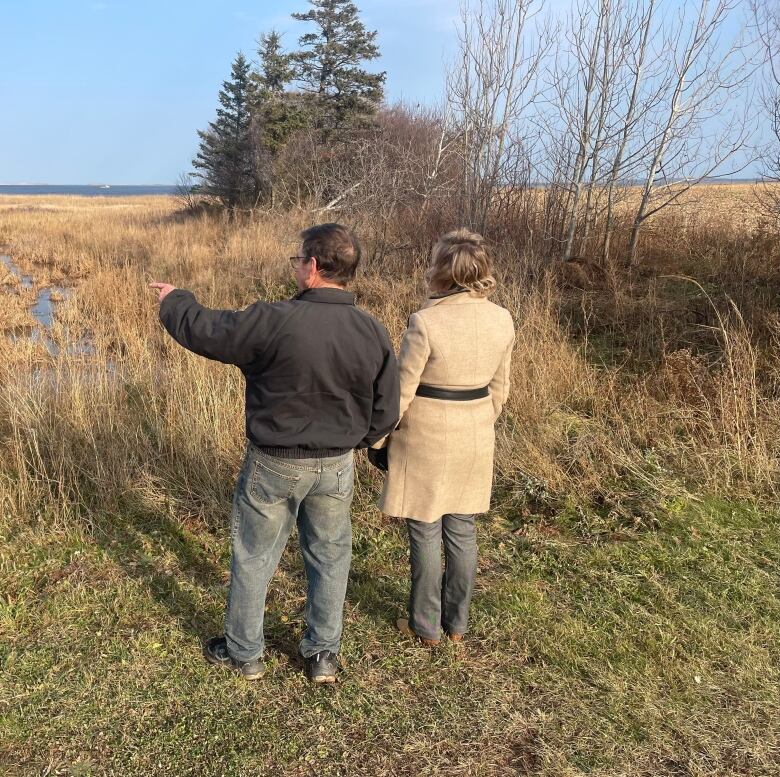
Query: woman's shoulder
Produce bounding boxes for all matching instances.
[415,296,514,335]
[481,297,511,313]
[477,297,514,324]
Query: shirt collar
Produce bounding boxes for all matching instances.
[294,287,355,305]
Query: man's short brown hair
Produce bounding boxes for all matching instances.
[300,223,361,286]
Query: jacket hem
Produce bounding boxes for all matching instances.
[378,504,489,522]
[256,445,352,459]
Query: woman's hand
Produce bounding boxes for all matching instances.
[149,282,176,303]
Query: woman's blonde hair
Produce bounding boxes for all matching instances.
[426,228,496,297]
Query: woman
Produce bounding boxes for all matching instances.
[372,229,515,646]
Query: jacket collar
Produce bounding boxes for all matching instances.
[429,287,471,300]
[424,289,486,308]
[294,287,355,305]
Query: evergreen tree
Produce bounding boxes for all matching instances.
[291,0,385,132]
[254,31,294,93]
[250,31,307,156]
[193,52,261,212]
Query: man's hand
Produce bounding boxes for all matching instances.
[367,447,388,473]
[149,282,176,303]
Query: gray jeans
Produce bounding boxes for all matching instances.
[406,513,478,641]
[225,445,354,662]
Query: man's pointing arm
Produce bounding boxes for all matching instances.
[152,283,262,366]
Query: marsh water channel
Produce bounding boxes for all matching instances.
[2,254,93,356]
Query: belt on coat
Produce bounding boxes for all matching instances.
[415,384,490,401]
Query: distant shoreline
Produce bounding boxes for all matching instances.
[0,185,177,197]
[0,180,767,199]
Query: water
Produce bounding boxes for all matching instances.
[1,254,92,355]
[1,255,33,289]
[32,287,71,328]
[0,184,177,197]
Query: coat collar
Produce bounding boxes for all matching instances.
[423,290,486,309]
[294,287,355,305]
[429,287,471,300]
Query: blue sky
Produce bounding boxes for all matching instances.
[0,0,458,184]
[0,0,758,184]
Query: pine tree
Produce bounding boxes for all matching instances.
[291,0,385,132]
[250,32,307,156]
[254,31,294,94]
[193,52,261,212]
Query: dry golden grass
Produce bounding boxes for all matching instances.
[0,186,778,518]
[615,183,776,232]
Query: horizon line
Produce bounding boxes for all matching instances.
[0,182,177,188]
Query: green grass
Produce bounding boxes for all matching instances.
[2,481,779,776]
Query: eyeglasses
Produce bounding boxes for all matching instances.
[288,255,309,268]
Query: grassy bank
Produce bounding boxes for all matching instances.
[3,495,778,775]
[1,192,779,775]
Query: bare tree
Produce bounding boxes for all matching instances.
[537,0,753,265]
[174,172,201,213]
[601,0,658,262]
[538,0,666,262]
[268,0,755,266]
[751,0,780,222]
[448,0,552,235]
[625,0,754,264]
[551,0,638,261]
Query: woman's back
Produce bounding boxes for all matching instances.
[380,290,515,523]
[413,291,514,390]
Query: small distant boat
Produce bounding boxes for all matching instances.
[99,184,111,189]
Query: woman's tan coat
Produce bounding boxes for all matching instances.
[377,291,515,522]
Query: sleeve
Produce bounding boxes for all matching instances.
[361,331,400,448]
[370,312,431,449]
[158,289,266,366]
[489,332,515,421]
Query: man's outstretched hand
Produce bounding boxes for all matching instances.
[149,282,176,303]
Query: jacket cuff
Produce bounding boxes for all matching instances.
[160,288,192,313]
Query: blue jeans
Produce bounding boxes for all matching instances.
[224,445,354,662]
[406,514,478,641]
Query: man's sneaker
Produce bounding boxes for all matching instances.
[304,650,339,684]
[204,636,265,680]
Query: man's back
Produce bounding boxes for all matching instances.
[159,286,399,455]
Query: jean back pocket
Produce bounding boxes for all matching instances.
[250,458,300,505]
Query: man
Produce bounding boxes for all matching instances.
[150,223,399,683]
